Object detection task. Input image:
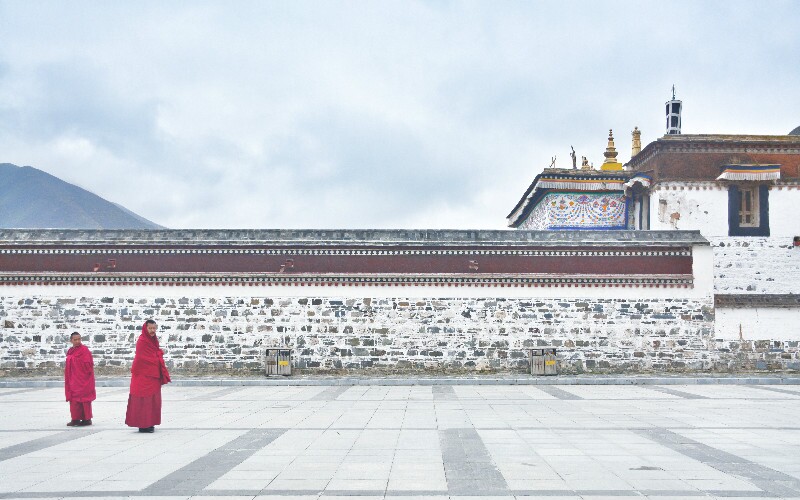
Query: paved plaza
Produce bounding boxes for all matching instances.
[1,382,800,499]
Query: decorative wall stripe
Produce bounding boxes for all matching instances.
[0,248,691,257]
[0,273,694,287]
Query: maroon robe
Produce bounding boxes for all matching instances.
[65,344,96,420]
[125,324,170,428]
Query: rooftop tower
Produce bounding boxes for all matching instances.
[666,85,682,135]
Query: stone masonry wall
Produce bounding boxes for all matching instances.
[1,293,794,375]
[713,237,800,294]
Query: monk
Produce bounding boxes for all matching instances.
[64,332,96,427]
[125,319,170,433]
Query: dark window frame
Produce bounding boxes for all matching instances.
[728,184,770,236]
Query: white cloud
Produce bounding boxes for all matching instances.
[1,0,798,229]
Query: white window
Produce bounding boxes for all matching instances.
[739,186,759,227]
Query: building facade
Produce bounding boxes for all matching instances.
[508,125,800,372]
[628,134,800,346]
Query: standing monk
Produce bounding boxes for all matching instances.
[65,332,96,427]
[125,320,170,433]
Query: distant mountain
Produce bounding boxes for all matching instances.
[0,163,164,229]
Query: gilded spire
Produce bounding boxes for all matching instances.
[601,129,623,171]
[631,126,641,158]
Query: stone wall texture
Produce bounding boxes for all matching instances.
[712,237,800,294]
[1,293,796,375]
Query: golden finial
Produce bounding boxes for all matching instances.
[601,128,623,171]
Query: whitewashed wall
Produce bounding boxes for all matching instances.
[768,187,800,237]
[716,307,800,341]
[714,238,799,294]
[649,183,729,235]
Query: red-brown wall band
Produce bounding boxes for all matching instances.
[0,245,692,276]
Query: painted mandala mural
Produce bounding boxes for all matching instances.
[519,192,629,230]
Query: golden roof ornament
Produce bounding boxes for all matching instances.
[601,129,623,171]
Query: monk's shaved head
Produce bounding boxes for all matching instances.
[69,332,82,347]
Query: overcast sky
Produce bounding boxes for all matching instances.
[1,1,798,229]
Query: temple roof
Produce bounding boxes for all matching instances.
[505,168,647,228]
[626,134,800,181]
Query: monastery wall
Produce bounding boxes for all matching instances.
[0,288,728,375]
[2,287,797,374]
[1,230,795,375]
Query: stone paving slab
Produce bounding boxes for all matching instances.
[2,384,800,499]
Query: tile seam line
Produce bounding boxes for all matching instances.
[4,377,800,388]
[6,397,800,404]
[0,488,780,498]
[6,425,800,431]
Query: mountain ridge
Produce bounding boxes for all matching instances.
[0,163,164,229]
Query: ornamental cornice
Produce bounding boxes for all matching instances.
[661,144,800,155]
[652,181,728,191]
[0,247,691,257]
[0,272,695,288]
[651,180,800,191]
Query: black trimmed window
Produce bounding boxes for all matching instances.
[728,185,769,236]
[738,186,758,227]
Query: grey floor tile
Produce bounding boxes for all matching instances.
[1,384,800,499]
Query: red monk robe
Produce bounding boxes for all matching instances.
[125,322,170,431]
[64,340,96,426]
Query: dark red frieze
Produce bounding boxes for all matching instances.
[0,230,703,287]
[0,245,692,276]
